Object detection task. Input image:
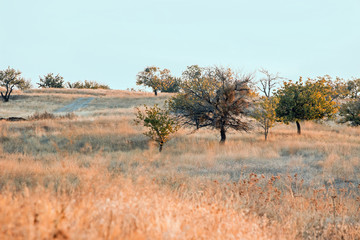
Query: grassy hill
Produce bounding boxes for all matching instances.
[0,89,359,239]
[1,88,170,118]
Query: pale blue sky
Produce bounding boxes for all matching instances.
[1,0,359,89]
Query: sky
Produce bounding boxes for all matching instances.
[1,0,359,90]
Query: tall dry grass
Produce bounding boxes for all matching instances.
[0,175,293,240]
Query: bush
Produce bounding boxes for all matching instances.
[37,73,64,88]
[28,111,75,121]
[67,80,110,89]
[18,79,33,91]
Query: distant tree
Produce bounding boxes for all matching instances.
[170,65,253,143]
[339,99,360,126]
[252,69,282,140]
[67,80,110,89]
[135,104,179,152]
[275,77,338,134]
[37,73,64,88]
[136,67,162,96]
[0,67,26,102]
[136,67,177,95]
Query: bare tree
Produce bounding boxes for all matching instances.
[170,66,253,143]
[257,68,283,98]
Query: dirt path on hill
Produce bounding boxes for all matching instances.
[54,97,94,113]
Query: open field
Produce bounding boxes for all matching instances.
[1,89,360,239]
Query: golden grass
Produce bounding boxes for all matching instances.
[1,89,360,239]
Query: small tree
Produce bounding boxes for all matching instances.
[339,99,360,126]
[0,67,26,102]
[252,69,282,140]
[170,65,253,143]
[252,97,278,140]
[134,104,179,152]
[38,73,64,88]
[275,77,338,134]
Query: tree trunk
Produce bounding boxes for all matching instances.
[264,128,268,141]
[1,93,9,102]
[154,89,158,96]
[296,121,301,135]
[195,118,200,129]
[1,85,13,102]
[159,142,163,152]
[220,126,226,143]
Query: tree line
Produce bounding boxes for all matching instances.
[135,65,360,152]
[0,67,109,102]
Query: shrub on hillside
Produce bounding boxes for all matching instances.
[18,79,33,91]
[28,111,75,120]
[37,73,64,88]
[67,80,110,89]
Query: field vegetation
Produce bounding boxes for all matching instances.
[0,89,359,239]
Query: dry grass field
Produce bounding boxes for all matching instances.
[0,89,360,239]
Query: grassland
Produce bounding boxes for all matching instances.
[0,89,359,239]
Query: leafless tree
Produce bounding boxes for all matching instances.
[257,68,283,98]
[252,68,283,140]
[170,66,253,143]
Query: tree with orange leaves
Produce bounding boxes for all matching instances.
[275,77,338,134]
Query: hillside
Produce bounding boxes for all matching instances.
[0,89,359,239]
